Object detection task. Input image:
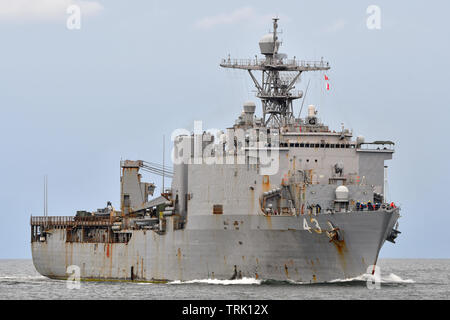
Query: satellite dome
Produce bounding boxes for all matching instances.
[259,33,280,55]
[356,136,365,146]
[335,185,349,201]
[308,105,316,118]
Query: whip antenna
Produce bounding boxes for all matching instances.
[298,79,311,118]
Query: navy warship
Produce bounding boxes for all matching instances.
[30,19,401,283]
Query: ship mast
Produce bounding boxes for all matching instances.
[220,18,330,127]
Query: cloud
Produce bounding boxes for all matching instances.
[0,0,103,22]
[194,7,285,30]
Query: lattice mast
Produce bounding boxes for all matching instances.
[220,18,330,127]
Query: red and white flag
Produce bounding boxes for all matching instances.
[324,74,331,91]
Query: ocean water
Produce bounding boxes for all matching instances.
[0,259,448,300]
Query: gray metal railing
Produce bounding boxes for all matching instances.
[30,216,112,226]
[357,143,394,151]
[220,58,330,69]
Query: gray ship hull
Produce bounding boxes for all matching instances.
[31,209,399,283]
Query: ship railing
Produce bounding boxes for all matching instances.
[306,203,398,215]
[353,203,398,212]
[357,144,394,151]
[220,58,330,69]
[30,216,112,227]
[257,90,303,99]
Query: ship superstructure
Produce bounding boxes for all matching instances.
[30,19,401,283]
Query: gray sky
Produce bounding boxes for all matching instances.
[0,0,449,259]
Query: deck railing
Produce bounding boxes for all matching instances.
[30,216,112,227]
[220,58,330,69]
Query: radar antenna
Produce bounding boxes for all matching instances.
[220,18,330,127]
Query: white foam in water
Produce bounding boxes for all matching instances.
[383,273,415,284]
[168,273,414,286]
[169,277,262,285]
[329,272,415,284]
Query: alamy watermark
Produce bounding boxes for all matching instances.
[67,5,81,30]
[66,265,81,289]
[366,5,381,30]
[366,265,381,289]
[171,121,280,175]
